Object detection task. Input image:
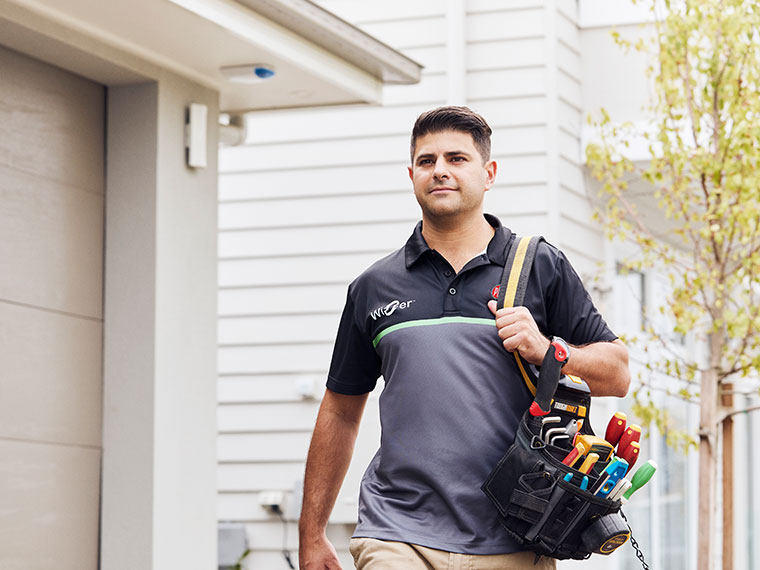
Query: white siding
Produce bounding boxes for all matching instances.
[217,1,608,566]
[553,2,605,275]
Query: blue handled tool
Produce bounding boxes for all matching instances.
[593,458,629,497]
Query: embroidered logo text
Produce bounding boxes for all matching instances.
[369,299,416,321]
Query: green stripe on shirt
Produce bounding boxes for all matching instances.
[372,316,496,347]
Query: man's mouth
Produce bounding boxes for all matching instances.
[429,186,457,193]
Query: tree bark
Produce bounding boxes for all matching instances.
[721,383,733,570]
[697,333,721,570]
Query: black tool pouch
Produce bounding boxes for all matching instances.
[482,410,629,560]
[484,235,632,560]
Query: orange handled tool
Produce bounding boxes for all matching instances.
[573,434,615,463]
[604,412,627,446]
[617,424,642,456]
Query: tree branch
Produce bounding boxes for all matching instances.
[719,404,760,424]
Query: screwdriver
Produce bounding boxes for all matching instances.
[618,441,640,472]
[622,460,657,501]
[594,458,629,496]
[609,479,632,501]
[617,424,642,456]
[604,412,627,446]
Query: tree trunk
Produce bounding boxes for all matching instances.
[721,384,733,570]
[697,333,721,570]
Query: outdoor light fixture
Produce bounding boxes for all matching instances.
[220,64,276,84]
[185,103,208,168]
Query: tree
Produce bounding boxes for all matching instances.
[585,1,760,569]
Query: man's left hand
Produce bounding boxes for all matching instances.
[487,300,550,365]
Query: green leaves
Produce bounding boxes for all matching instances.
[631,388,698,452]
[586,0,760,414]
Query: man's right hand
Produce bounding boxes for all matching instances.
[299,390,368,569]
[299,534,343,569]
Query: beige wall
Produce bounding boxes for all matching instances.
[0,43,104,570]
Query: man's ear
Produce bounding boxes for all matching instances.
[484,160,497,191]
[408,165,414,181]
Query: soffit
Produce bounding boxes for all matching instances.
[0,0,422,112]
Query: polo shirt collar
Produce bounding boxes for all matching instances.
[404,213,513,268]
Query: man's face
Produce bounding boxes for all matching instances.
[408,130,496,221]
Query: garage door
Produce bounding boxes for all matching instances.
[0,44,104,569]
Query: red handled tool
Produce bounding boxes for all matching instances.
[529,337,570,416]
[617,424,642,456]
[562,439,591,467]
[604,412,627,446]
[618,441,640,471]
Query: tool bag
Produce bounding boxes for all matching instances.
[481,236,630,560]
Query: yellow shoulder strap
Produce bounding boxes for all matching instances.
[496,235,543,396]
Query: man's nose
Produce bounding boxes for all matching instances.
[433,157,450,179]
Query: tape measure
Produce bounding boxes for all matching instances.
[581,514,631,555]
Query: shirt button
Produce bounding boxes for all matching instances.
[449,287,457,295]
[444,270,452,277]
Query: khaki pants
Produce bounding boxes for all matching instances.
[349,538,557,570]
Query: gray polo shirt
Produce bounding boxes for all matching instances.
[326,214,617,554]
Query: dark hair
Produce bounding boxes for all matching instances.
[410,106,492,163]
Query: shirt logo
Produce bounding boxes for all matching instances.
[491,285,500,299]
[369,299,416,321]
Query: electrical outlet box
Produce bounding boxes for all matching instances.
[259,491,285,512]
[295,376,316,400]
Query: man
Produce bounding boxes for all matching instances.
[298,106,630,570]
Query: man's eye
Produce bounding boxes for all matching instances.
[451,156,465,162]
[418,159,433,165]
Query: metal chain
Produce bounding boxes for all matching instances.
[621,510,651,570]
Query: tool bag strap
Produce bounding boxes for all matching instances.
[496,235,544,396]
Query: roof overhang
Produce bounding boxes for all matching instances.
[0,0,422,112]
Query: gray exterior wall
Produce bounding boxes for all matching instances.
[103,74,219,570]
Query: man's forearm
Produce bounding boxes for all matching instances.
[563,339,630,397]
[299,390,369,539]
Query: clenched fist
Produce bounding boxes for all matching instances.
[487,300,551,365]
